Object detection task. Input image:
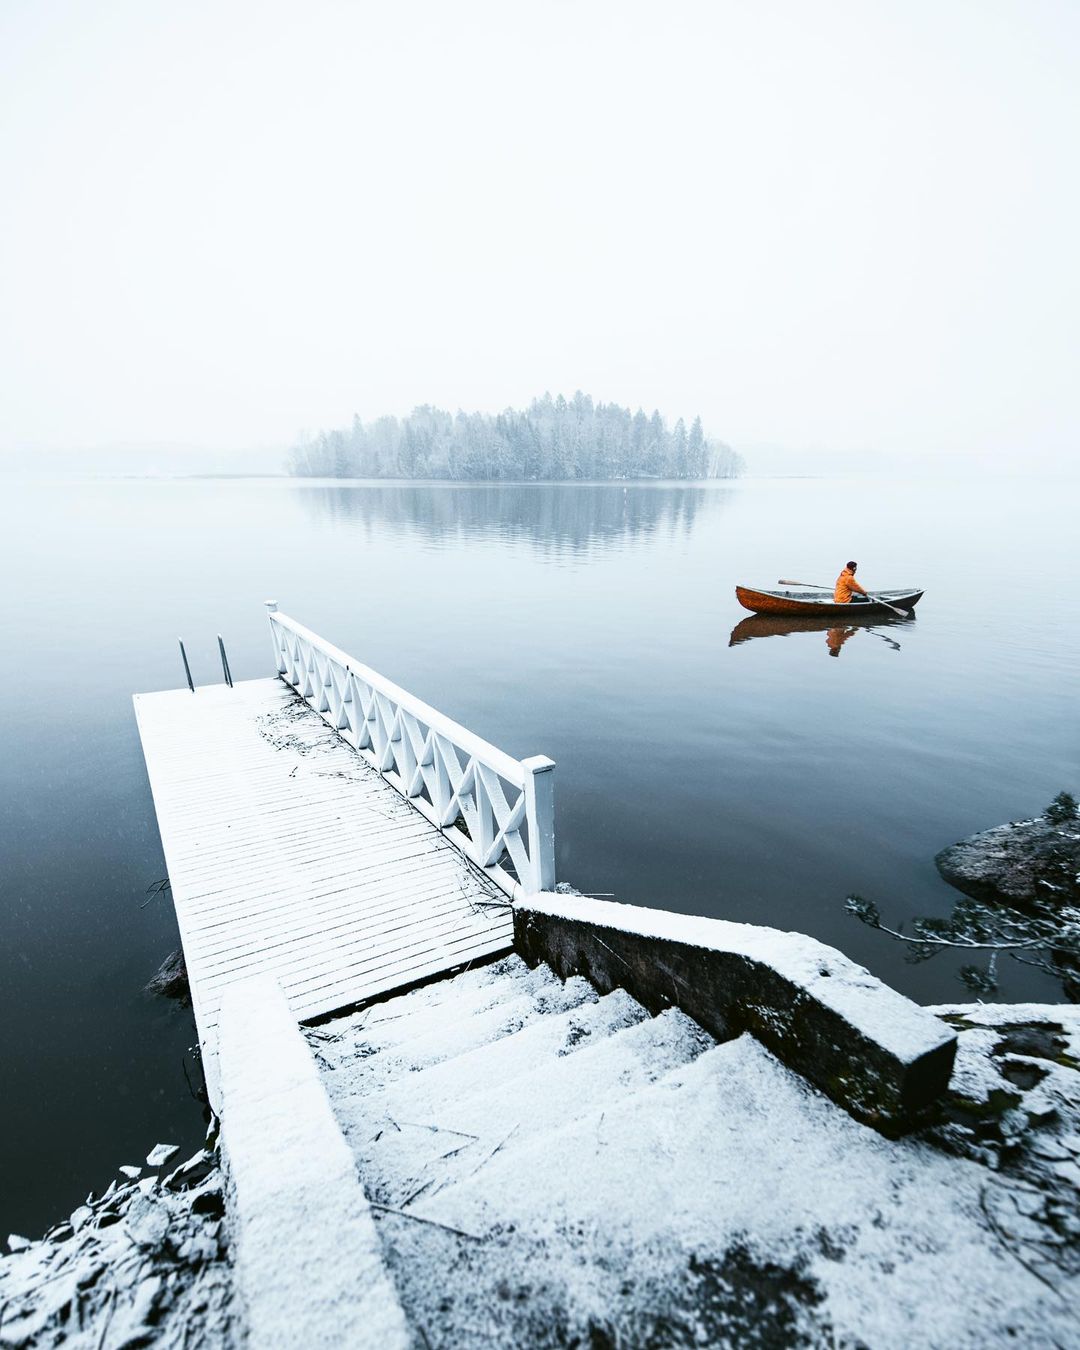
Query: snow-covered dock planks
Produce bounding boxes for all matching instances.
[133,678,513,1108]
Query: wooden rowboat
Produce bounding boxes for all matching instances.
[735,585,923,618]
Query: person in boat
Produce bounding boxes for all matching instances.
[834,561,870,604]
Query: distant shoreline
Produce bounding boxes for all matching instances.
[0,469,745,485]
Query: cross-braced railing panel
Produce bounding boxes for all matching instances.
[265,605,555,899]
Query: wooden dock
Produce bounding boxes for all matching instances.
[133,622,554,1108]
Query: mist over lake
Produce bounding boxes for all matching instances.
[1,469,1076,1237]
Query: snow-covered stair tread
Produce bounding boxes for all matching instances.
[313,965,599,1143]
[310,955,582,1071]
[376,984,648,1123]
[418,1004,712,1144]
[348,997,709,1208]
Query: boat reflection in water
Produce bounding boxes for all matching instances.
[729,611,910,658]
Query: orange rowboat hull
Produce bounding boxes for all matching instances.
[735,585,923,617]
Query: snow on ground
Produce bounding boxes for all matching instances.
[5,960,1077,1348]
[312,956,1079,1349]
[924,1001,1080,1299]
[0,1131,234,1349]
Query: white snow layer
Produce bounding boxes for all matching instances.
[218,975,409,1350]
[522,891,955,1063]
[0,1140,233,1348]
[312,955,1078,1349]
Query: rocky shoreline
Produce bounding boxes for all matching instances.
[0,1127,234,1349]
[936,800,1080,910]
[925,1002,1080,1295]
[933,796,1080,1000]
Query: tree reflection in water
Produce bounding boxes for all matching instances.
[292,481,719,556]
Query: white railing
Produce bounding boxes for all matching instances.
[264,603,555,900]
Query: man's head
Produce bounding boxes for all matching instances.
[846,560,858,572]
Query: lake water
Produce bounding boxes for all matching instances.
[2,471,1077,1237]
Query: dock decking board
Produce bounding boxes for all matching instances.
[133,678,513,1106]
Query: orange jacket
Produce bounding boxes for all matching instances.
[834,568,868,603]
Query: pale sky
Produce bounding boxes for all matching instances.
[1,0,1077,461]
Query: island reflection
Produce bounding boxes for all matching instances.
[293,480,726,555]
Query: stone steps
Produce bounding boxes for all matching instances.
[313,956,719,1344]
[302,953,1072,1350]
[349,997,708,1211]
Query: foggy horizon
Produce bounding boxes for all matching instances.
[2,1,1077,467]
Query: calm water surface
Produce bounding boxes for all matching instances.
[2,472,1077,1235]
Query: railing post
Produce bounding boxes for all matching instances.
[217,635,234,688]
[178,639,195,693]
[265,601,286,675]
[522,756,556,893]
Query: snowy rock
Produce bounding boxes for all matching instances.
[1050,1158,1080,1187]
[127,1193,170,1248]
[0,1142,236,1349]
[163,1148,216,1191]
[111,1182,137,1210]
[179,1232,219,1265]
[146,1141,180,1168]
[1031,1142,1073,1162]
[130,1272,165,1323]
[6,1233,31,1252]
[936,814,1080,906]
[118,1163,142,1179]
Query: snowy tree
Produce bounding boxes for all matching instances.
[687,416,708,477]
[631,408,650,476]
[708,442,747,479]
[672,418,689,477]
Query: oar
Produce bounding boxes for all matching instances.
[777,578,909,619]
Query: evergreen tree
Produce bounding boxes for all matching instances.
[687,416,707,477]
[672,418,689,477]
[631,409,649,476]
[645,411,666,476]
